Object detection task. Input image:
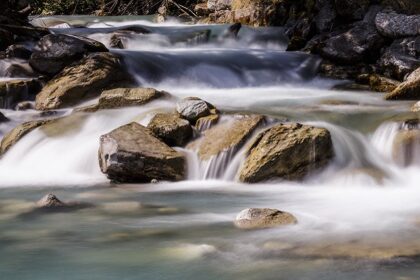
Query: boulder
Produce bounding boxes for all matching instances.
[29,34,108,76]
[334,0,369,21]
[320,21,385,64]
[386,67,420,100]
[239,123,334,182]
[5,44,32,59]
[188,115,264,160]
[0,119,52,155]
[99,122,185,183]
[380,0,420,15]
[379,37,420,80]
[147,113,193,147]
[234,208,297,229]
[357,74,400,92]
[35,52,123,110]
[375,11,420,38]
[0,79,41,109]
[176,97,214,123]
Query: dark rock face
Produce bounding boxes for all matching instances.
[375,11,420,38]
[379,37,420,80]
[5,44,32,59]
[239,123,334,183]
[99,122,185,183]
[0,112,8,123]
[234,208,298,229]
[147,113,193,147]
[386,67,420,100]
[314,0,336,33]
[29,34,108,76]
[35,52,123,110]
[176,97,214,123]
[320,21,385,64]
[334,0,370,21]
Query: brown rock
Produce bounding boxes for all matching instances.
[386,67,420,100]
[234,208,297,229]
[0,79,41,109]
[195,114,220,132]
[147,113,192,147]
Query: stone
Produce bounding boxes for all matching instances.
[314,0,336,33]
[0,111,8,123]
[234,208,297,229]
[239,123,334,182]
[195,114,220,132]
[0,28,13,51]
[15,101,34,111]
[29,34,108,76]
[98,122,185,183]
[147,113,193,147]
[5,44,31,59]
[412,101,420,112]
[0,119,53,155]
[35,52,123,110]
[188,114,264,160]
[176,97,214,123]
[357,74,400,92]
[375,11,420,38]
[36,193,92,211]
[208,0,232,11]
[0,59,38,78]
[334,0,369,21]
[0,79,41,109]
[386,67,420,100]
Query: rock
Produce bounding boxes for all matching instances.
[195,114,220,132]
[35,52,123,110]
[0,28,13,51]
[188,115,264,160]
[0,24,49,40]
[0,59,38,78]
[234,208,297,229]
[0,119,52,155]
[393,129,420,166]
[375,11,420,38]
[195,3,211,16]
[412,101,420,112]
[286,17,316,51]
[314,0,336,33]
[386,67,420,100]
[379,37,420,80]
[0,111,8,122]
[35,193,92,211]
[357,74,400,92]
[29,34,108,76]
[5,44,31,59]
[99,122,185,183]
[176,97,214,123]
[380,0,420,15]
[334,0,369,21]
[208,0,232,11]
[0,79,41,109]
[15,101,34,111]
[147,113,193,147]
[239,123,334,182]
[320,21,385,64]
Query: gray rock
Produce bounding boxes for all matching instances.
[234,208,297,229]
[147,113,193,147]
[99,122,185,183]
[375,11,420,38]
[239,123,334,183]
[29,34,108,76]
[176,97,214,123]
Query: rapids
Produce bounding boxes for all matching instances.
[0,15,419,280]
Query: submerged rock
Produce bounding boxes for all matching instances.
[234,208,297,229]
[188,114,265,160]
[99,122,185,183]
[35,193,92,212]
[176,97,214,123]
[386,67,420,100]
[29,34,108,76]
[239,123,334,182]
[35,52,123,110]
[147,113,193,147]
[0,111,8,122]
[375,11,420,38]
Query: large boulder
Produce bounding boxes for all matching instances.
[0,119,53,155]
[234,208,297,229]
[375,11,420,38]
[35,52,124,110]
[386,67,420,100]
[99,122,185,183]
[379,37,420,80]
[188,115,265,160]
[29,34,108,76]
[0,79,41,109]
[147,113,193,147]
[176,97,214,123]
[239,123,334,182]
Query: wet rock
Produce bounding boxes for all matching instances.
[412,101,420,112]
[225,23,241,38]
[0,24,49,40]
[234,208,297,229]
[195,114,220,132]
[36,193,92,211]
[357,74,400,92]
[0,119,53,155]
[5,44,31,59]
[386,67,420,100]
[147,113,193,147]
[379,37,420,80]
[375,11,420,38]
[380,0,420,15]
[189,114,264,160]
[208,0,232,11]
[0,28,13,51]
[320,21,385,64]
[15,101,34,111]
[239,123,334,182]
[0,79,41,109]
[35,52,123,110]
[176,97,214,123]
[29,34,108,76]
[0,59,38,78]
[0,111,8,122]
[334,0,369,21]
[99,122,185,183]
[393,129,420,166]
[286,17,315,51]
[314,0,336,33]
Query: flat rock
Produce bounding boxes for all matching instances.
[188,115,265,160]
[147,113,192,147]
[35,52,123,110]
[234,208,297,229]
[375,11,420,38]
[239,123,334,182]
[99,122,185,183]
[176,97,214,123]
[386,67,420,100]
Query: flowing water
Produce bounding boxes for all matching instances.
[0,16,419,280]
